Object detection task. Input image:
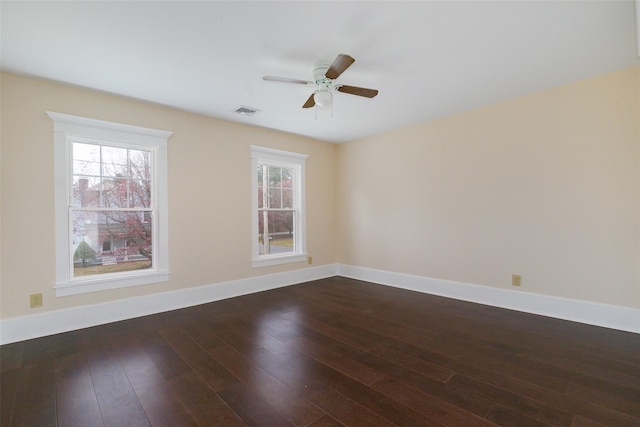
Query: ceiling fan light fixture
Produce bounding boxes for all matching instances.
[313,90,332,107]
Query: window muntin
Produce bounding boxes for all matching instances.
[251,146,308,267]
[70,141,154,278]
[258,164,295,255]
[49,111,171,296]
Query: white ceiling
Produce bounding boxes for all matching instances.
[1,1,638,143]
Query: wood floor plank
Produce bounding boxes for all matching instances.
[111,333,198,427]
[470,363,640,427]
[297,318,500,419]
[487,405,549,427]
[482,340,640,395]
[448,349,570,393]
[86,348,150,427]
[571,415,610,427]
[141,334,192,380]
[161,328,239,392]
[369,340,454,383]
[134,384,199,427]
[209,344,326,426]
[447,373,575,426]
[220,315,304,355]
[319,301,441,347]
[111,333,169,392]
[552,349,640,381]
[290,353,439,426]
[169,371,247,426]
[181,320,228,352]
[566,382,640,418]
[0,341,23,372]
[307,414,346,427]
[300,317,381,352]
[9,360,57,427]
[371,376,497,427]
[20,330,84,367]
[54,352,104,427]
[210,321,272,356]
[242,348,395,426]
[289,336,385,386]
[218,382,294,427]
[532,351,640,392]
[414,332,482,360]
[0,368,18,426]
[329,339,498,419]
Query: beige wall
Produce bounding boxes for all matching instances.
[337,67,640,308]
[2,66,638,322]
[0,72,337,319]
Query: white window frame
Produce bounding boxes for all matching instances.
[48,112,172,296]
[251,145,308,267]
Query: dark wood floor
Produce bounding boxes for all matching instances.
[1,277,639,426]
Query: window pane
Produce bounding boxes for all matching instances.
[72,210,153,277]
[268,166,281,187]
[73,176,100,207]
[281,167,294,188]
[258,185,264,209]
[102,177,129,208]
[73,143,100,176]
[268,188,282,209]
[130,179,151,208]
[257,164,266,208]
[102,146,128,177]
[257,164,264,184]
[257,210,294,255]
[282,188,294,209]
[129,149,151,179]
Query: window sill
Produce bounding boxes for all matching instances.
[55,270,170,296]
[252,253,308,268]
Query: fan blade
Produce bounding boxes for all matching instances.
[302,94,315,108]
[336,85,379,98]
[263,76,311,85]
[325,54,355,80]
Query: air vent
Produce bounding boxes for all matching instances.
[233,106,261,116]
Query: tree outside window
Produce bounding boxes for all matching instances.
[71,142,154,277]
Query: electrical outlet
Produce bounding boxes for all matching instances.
[307,256,313,265]
[512,274,522,287]
[30,293,43,308]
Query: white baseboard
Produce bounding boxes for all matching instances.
[0,264,337,345]
[337,264,640,334]
[2,263,637,344]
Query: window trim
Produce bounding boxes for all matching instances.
[250,145,308,268]
[48,111,172,296]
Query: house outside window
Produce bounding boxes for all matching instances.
[48,112,171,296]
[71,141,153,274]
[251,145,308,267]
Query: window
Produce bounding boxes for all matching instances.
[251,145,308,267]
[48,112,171,296]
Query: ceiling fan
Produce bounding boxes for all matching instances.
[263,54,379,109]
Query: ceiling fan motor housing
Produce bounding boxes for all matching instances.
[313,65,330,83]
